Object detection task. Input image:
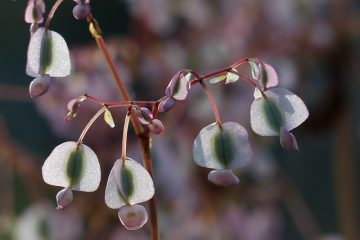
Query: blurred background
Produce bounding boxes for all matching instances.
[1,0,360,239]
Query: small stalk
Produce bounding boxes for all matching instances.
[77,107,106,147]
[199,80,222,127]
[121,110,131,162]
[45,0,64,32]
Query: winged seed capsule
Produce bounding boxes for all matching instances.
[105,158,154,229]
[193,122,252,170]
[26,27,71,97]
[250,87,308,151]
[250,88,308,136]
[42,142,101,190]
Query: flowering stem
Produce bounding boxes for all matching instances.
[86,15,144,135]
[77,107,106,147]
[85,94,158,108]
[86,15,160,240]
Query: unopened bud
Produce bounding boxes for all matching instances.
[56,188,73,210]
[158,97,176,112]
[279,127,299,152]
[29,75,51,98]
[73,4,91,20]
[148,119,164,135]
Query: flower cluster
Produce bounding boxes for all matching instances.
[24,0,308,233]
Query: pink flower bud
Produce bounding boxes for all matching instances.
[56,188,73,210]
[73,4,91,20]
[24,0,46,24]
[148,119,164,135]
[118,204,148,230]
[132,106,153,125]
[208,169,239,187]
[165,70,192,100]
[158,97,175,112]
[280,127,299,152]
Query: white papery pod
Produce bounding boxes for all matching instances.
[250,87,309,136]
[193,122,252,170]
[42,141,101,192]
[27,27,71,77]
[105,158,154,209]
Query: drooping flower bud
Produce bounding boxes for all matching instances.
[148,119,164,135]
[133,106,153,125]
[65,96,87,121]
[208,169,240,187]
[118,204,148,230]
[73,3,91,20]
[158,97,176,112]
[279,127,299,152]
[56,188,73,210]
[165,70,192,100]
[24,0,46,24]
[29,75,51,98]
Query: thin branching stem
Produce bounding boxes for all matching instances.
[45,0,64,32]
[85,15,160,240]
[199,81,222,127]
[77,107,106,147]
[121,110,131,161]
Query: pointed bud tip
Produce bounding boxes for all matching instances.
[29,75,51,98]
[56,188,73,210]
[280,127,300,152]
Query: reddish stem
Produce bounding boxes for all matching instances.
[45,0,64,32]
[199,81,222,127]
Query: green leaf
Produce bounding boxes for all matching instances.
[104,109,115,128]
[225,69,239,84]
[209,74,226,84]
[248,61,260,80]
